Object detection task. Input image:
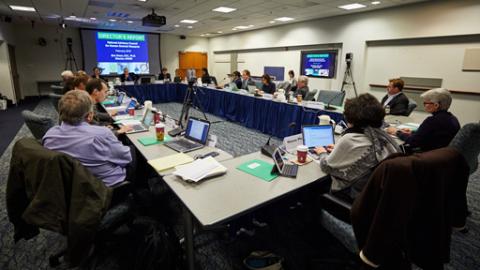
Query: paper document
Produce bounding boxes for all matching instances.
[396,122,420,132]
[173,157,227,182]
[148,153,194,172]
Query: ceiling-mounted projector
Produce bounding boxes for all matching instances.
[142,9,166,27]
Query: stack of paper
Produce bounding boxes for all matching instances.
[173,157,227,182]
[148,153,194,172]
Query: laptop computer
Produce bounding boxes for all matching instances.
[247,85,257,93]
[164,117,210,153]
[271,148,298,178]
[112,100,137,121]
[124,108,155,134]
[302,125,335,151]
[104,93,125,107]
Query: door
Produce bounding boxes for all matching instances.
[8,44,21,101]
[178,51,208,79]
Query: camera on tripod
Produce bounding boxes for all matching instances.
[345,52,353,67]
[188,76,197,86]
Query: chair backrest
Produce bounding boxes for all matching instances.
[276,81,291,91]
[405,98,417,116]
[317,90,345,106]
[449,123,480,174]
[304,89,318,101]
[49,93,62,112]
[22,110,55,140]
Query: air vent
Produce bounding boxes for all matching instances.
[88,0,114,8]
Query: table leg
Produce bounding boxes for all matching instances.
[184,207,195,270]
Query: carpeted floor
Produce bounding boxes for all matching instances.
[0,100,478,270]
[0,97,43,156]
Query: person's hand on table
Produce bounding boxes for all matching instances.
[109,111,118,116]
[117,125,133,134]
[314,146,327,155]
[386,127,398,135]
[325,144,335,153]
[400,128,412,135]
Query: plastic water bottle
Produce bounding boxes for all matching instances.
[385,105,391,114]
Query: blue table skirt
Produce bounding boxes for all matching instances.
[117,83,343,138]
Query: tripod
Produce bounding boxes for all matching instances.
[65,41,78,71]
[178,82,208,129]
[340,62,358,97]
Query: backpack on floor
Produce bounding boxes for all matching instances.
[131,216,182,270]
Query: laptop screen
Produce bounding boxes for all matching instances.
[116,94,124,104]
[273,149,285,171]
[142,109,154,126]
[302,125,334,148]
[185,118,210,144]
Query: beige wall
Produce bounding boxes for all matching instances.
[160,34,209,73]
[0,21,16,103]
[208,0,480,124]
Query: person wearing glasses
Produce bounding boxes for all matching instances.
[386,88,460,152]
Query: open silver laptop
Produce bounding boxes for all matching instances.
[124,108,154,134]
[164,117,211,153]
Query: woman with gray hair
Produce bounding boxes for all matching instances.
[387,88,460,152]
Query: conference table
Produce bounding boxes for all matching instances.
[121,99,413,270]
[116,83,344,138]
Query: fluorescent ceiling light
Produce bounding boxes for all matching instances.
[232,25,250,29]
[212,7,236,13]
[109,19,117,22]
[174,24,180,27]
[127,20,134,24]
[371,1,381,5]
[9,5,36,12]
[217,31,223,34]
[269,20,276,24]
[338,3,366,10]
[90,17,97,20]
[138,0,147,2]
[68,15,76,18]
[200,34,205,37]
[275,17,294,22]
[187,26,193,29]
[180,19,198,24]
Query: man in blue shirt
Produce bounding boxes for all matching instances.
[43,90,132,187]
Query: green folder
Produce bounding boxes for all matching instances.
[236,159,278,182]
[137,135,172,146]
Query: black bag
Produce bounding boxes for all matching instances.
[131,216,182,270]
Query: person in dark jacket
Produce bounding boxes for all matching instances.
[201,68,211,84]
[91,66,106,81]
[381,78,409,115]
[387,88,460,152]
[260,74,276,94]
[120,67,135,82]
[158,67,171,81]
[294,75,309,99]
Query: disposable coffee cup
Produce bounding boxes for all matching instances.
[297,145,308,163]
[155,123,165,141]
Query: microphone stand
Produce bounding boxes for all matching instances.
[261,122,296,157]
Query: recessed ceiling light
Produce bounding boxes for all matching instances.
[217,31,223,34]
[205,33,210,36]
[269,20,276,24]
[274,17,294,22]
[9,5,36,12]
[68,15,76,19]
[109,19,117,22]
[138,0,147,2]
[90,17,97,20]
[232,28,237,31]
[232,25,250,29]
[212,7,236,13]
[187,26,193,29]
[127,20,134,24]
[180,19,198,24]
[200,34,205,37]
[371,1,381,4]
[174,24,180,27]
[338,3,366,10]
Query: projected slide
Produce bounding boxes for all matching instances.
[95,31,149,74]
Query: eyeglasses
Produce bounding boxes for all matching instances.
[423,102,435,106]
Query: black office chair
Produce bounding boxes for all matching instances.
[304,89,318,101]
[317,90,346,106]
[22,110,55,139]
[404,98,417,116]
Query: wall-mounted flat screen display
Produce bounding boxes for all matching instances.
[300,50,337,78]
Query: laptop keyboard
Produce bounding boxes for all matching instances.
[132,125,146,131]
[283,164,299,177]
[174,139,200,148]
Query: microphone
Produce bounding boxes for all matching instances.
[261,122,297,157]
[324,90,345,111]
